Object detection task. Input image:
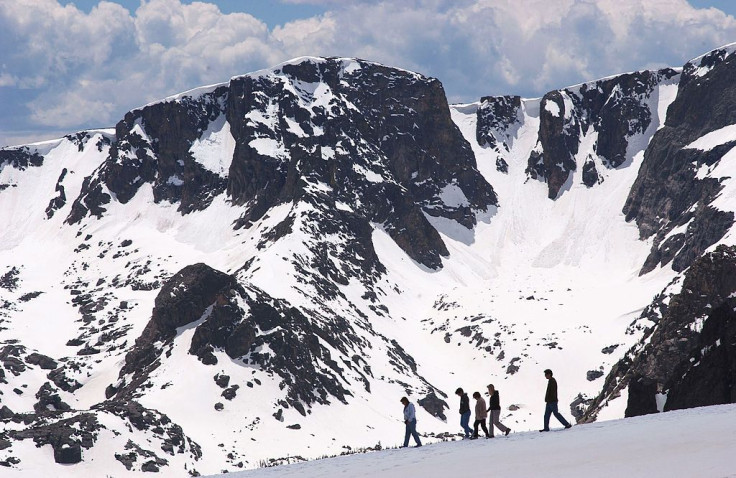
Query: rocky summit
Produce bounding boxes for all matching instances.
[1,48,736,475]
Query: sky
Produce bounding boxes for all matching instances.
[2,0,736,147]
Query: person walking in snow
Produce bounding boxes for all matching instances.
[471,392,490,439]
[455,387,473,438]
[400,397,422,447]
[540,369,572,432]
[486,384,511,437]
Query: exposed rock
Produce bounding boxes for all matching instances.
[34,382,71,413]
[8,412,99,464]
[527,91,580,199]
[581,157,601,187]
[583,245,736,421]
[214,374,230,389]
[476,95,521,151]
[0,147,44,170]
[417,391,448,421]
[0,267,20,291]
[54,442,82,464]
[111,263,237,400]
[221,385,239,401]
[45,168,68,219]
[625,51,736,274]
[663,297,736,410]
[515,68,677,199]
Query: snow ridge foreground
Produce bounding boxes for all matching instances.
[211,404,736,478]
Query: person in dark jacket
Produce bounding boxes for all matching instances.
[486,384,511,437]
[400,397,422,447]
[540,369,572,431]
[471,392,490,439]
[455,387,473,438]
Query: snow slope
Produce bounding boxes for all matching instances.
[209,403,736,478]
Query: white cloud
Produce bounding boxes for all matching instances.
[2,0,736,146]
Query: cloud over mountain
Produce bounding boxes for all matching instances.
[1,0,736,146]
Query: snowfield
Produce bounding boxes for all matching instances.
[210,404,736,478]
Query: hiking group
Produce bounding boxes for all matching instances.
[400,368,572,447]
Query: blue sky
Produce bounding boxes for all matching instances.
[3,0,736,147]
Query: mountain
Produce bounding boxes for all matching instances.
[0,45,736,476]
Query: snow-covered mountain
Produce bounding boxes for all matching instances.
[1,45,736,476]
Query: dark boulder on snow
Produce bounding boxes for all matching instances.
[8,412,99,465]
[54,442,82,464]
[25,353,58,370]
[625,376,660,417]
[581,157,601,187]
[151,263,236,337]
[418,391,449,421]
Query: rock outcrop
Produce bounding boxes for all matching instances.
[624,48,736,274]
[582,245,736,421]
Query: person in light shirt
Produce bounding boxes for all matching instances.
[400,396,422,448]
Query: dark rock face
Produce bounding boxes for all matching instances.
[587,70,677,167]
[110,263,237,400]
[67,85,230,223]
[67,58,496,270]
[476,95,521,151]
[519,69,678,199]
[54,443,82,464]
[625,51,736,274]
[417,391,448,421]
[34,382,71,413]
[45,168,68,219]
[581,157,601,187]
[225,59,496,268]
[111,261,447,418]
[663,297,736,410]
[8,412,99,464]
[0,147,44,171]
[527,91,581,199]
[582,245,736,421]
[625,376,660,417]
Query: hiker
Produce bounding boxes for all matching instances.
[455,387,473,438]
[400,397,422,447]
[471,391,490,439]
[540,369,572,432]
[486,384,511,437]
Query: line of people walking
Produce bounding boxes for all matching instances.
[455,384,511,439]
[400,368,572,447]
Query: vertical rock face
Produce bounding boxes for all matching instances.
[527,90,581,199]
[476,68,677,199]
[67,57,496,270]
[582,245,736,421]
[223,58,496,268]
[67,85,230,223]
[624,48,736,274]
